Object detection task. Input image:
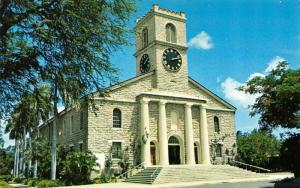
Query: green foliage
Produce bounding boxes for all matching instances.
[0,0,136,118]
[35,179,63,188]
[280,133,300,177]
[236,129,281,167]
[0,180,13,188]
[60,151,96,185]
[12,177,25,183]
[0,148,13,175]
[240,61,300,130]
[27,179,38,187]
[0,128,4,149]
[0,175,12,182]
[0,180,8,186]
[118,147,131,174]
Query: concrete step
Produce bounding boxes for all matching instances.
[125,165,267,184]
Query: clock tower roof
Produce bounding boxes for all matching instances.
[135,4,186,27]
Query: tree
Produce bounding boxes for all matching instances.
[5,85,51,178]
[236,129,281,168]
[239,61,300,130]
[280,133,300,177]
[0,146,14,175]
[1,0,135,179]
[239,61,300,176]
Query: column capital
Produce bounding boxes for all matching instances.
[140,98,150,104]
[200,104,207,109]
[159,100,167,105]
[185,103,193,108]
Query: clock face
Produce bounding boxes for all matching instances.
[162,48,182,71]
[140,54,151,73]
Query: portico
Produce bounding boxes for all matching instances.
[139,92,211,166]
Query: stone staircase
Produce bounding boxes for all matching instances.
[125,165,268,184]
[125,166,162,184]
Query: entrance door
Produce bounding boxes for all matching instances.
[150,142,156,165]
[168,136,181,164]
[194,143,199,164]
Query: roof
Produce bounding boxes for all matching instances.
[188,77,236,110]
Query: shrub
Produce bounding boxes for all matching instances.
[12,177,25,183]
[60,151,96,185]
[27,179,38,186]
[280,133,300,177]
[0,181,13,188]
[0,175,12,182]
[0,180,8,186]
[22,178,30,185]
[35,179,63,188]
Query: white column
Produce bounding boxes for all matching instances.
[140,99,151,166]
[159,100,169,165]
[200,104,211,164]
[185,103,195,165]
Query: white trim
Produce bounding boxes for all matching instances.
[188,77,236,110]
[93,99,136,103]
[78,141,83,144]
[112,127,123,130]
[69,144,74,147]
[206,107,235,112]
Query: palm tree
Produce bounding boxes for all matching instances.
[5,85,51,178]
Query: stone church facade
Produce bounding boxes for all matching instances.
[40,5,237,167]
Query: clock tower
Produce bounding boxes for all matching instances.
[134,4,188,91]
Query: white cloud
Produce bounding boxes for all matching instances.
[187,31,213,50]
[247,72,265,81]
[221,77,260,108]
[265,56,286,72]
[220,56,288,109]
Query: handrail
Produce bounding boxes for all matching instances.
[117,162,145,180]
[230,160,271,173]
[150,166,159,183]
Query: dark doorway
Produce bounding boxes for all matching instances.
[168,136,180,164]
[150,142,156,165]
[194,143,199,164]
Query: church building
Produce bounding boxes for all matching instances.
[40,5,237,167]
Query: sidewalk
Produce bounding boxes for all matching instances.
[9,172,293,188]
[58,172,293,188]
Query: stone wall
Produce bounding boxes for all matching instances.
[38,105,88,151]
[87,100,138,166]
[207,109,236,164]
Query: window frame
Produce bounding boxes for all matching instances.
[111,142,122,159]
[113,108,122,128]
[142,28,148,48]
[166,23,176,43]
[216,144,222,157]
[214,116,220,133]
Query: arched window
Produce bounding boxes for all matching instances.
[142,28,148,48]
[113,108,121,128]
[216,144,222,157]
[214,116,220,133]
[166,23,176,43]
[171,111,178,130]
[168,136,179,145]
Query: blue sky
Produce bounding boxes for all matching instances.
[111,0,300,133]
[2,0,300,146]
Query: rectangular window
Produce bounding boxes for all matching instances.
[111,142,122,159]
[80,111,84,130]
[79,143,83,152]
[216,145,222,157]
